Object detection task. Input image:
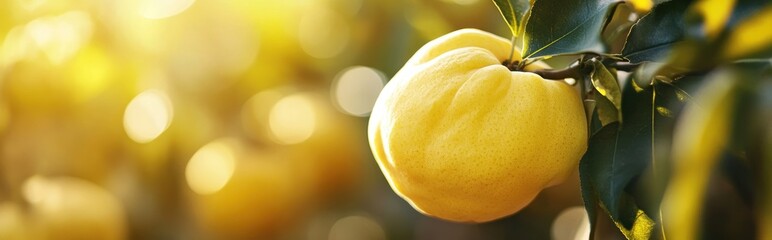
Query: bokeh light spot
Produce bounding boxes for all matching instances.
[329,215,386,240]
[123,89,174,143]
[185,139,237,195]
[68,46,114,102]
[442,0,479,5]
[138,0,196,19]
[332,66,386,117]
[22,175,55,206]
[0,26,35,67]
[269,94,317,145]
[13,11,92,65]
[551,206,591,240]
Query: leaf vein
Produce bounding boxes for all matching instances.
[525,6,606,58]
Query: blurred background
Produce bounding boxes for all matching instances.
[0,0,592,239]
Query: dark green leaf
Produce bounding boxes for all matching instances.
[513,0,532,35]
[580,121,655,240]
[622,0,692,63]
[580,122,618,240]
[627,75,700,225]
[581,73,670,238]
[727,0,770,27]
[492,0,518,36]
[491,0,532,37]
[522,0,618,58]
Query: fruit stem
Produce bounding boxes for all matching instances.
[507,35,517,65]
[529,61,585,80]
[523,54,642,80]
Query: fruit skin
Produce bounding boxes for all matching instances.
[368,28,588,222]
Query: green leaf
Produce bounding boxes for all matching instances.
[522,0,618,58]
[513,0,533,35]
[580,122,618,240]
[621,0,692,63]
[580,74,669,239]
[626,75,700,226]
[614,209,655,240]
[492,0,518,36]
[592,91,620,126]
[491,0,532,37]
[655,106,673,117]
[581,122,655,240]
[590,61,623,118]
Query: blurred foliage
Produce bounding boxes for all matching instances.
[491,0,772,239]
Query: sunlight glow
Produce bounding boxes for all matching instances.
[269,94,317,145]
[186,139,238,195]
[332,66,386,117]
[138,0,196,19]
[0,11,92,66]
[123,89,174,143]
[329,215,386,240]
[551,206,591,240]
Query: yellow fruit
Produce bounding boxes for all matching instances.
[368,28,588,222]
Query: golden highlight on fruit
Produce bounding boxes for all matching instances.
[368,28,588,222]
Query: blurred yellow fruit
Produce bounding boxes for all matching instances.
[189,138,306,239]
[289,91,365,199]
[368,28,587,222]
[242,89,365,200]
[22,176,127,240]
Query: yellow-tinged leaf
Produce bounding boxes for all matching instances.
[614,209,656,240]
[632,77,645,93]
[676,90,688,102]
[591,61,623,115]
[721,6,772,60]
[628,0,653,13]
[492,0,518,36]
[656,106,673,117]
[691,0,735,39]
[593,92,620,126]
[661,69,737,240]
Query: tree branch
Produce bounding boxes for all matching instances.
[529,61,586,80]
[606,61,642,72]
